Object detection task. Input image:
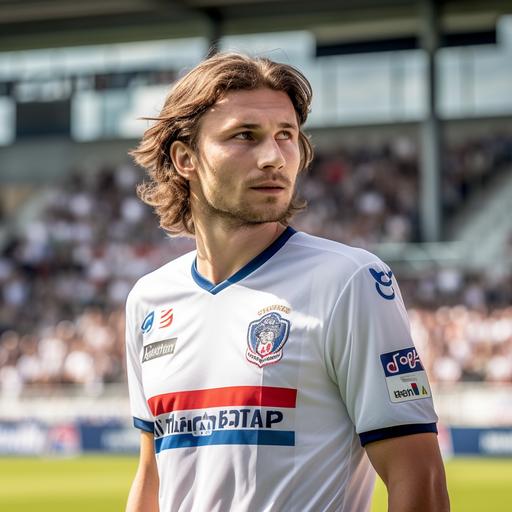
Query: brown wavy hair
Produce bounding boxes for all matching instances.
[130,52,314,236]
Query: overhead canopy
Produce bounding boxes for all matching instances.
[1,0,512,244]
[0,0,511,51]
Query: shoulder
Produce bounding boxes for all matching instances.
[286,230,388,280]
[126,249,196,306]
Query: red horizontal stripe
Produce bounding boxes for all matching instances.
[148,386,297,417]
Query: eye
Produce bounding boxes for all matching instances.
[276,130,293,140]
[234,131,254,141]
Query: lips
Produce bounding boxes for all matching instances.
[250,185,285,194]
[251,181,284,188]
[250,182,286,190]
[251,186,284,189]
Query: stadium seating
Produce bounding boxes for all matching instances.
[1,134,512,393]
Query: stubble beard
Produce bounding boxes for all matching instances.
[203,191,292,228]
[193,152,297,228]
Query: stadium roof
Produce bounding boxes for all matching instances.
[0,0,511,51]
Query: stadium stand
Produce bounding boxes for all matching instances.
[1,133,512,396]
[296,132,512,245]
[0,1,511,476]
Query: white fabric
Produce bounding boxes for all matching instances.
[125,229,437,512]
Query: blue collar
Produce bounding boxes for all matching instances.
[191,226,296,295]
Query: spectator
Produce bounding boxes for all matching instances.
[1,133,512,391]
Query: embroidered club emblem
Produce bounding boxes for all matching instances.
[246,312,290,367]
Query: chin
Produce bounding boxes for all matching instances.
[209,198,291,225]
[242,209,289,224]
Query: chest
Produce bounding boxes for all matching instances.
[139,285,324,400]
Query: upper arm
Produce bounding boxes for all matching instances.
[138,431,158,472]
[125,291,159,511]
[365,432,450,512]
[126,431,159,512]
[326,259,447,509]
[125,291,156,432]
[326,261,438,439]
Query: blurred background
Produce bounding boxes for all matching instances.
[0,0,512,510]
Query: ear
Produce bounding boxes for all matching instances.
[170,141,198,180]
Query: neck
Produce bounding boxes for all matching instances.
[194,218,286,285]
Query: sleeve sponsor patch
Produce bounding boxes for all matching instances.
[380,347,432,403]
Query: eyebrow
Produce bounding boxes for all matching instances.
[228,122,298,131]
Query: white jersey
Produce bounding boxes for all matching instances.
[125,227,437,512]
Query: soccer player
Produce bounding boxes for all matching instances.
[125,52,450,511]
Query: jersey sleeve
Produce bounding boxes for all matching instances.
[125,289,155,433]
[325,260,438,446]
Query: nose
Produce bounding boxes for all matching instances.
[256,137,285,170]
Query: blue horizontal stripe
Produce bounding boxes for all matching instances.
[359,422,437,446]
[155,429,295,453]
[133,417,154,433]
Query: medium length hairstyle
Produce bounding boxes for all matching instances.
[130,52,314,236]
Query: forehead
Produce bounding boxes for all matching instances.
[200,88,298,130]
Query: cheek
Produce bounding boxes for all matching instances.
[203,159,242,195]
[199,147,234,183]
[285,145,301,173]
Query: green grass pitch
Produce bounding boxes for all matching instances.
[0,456,510,511]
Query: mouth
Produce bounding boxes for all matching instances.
[251,186,284,190]
[249,183,286,194]
[250,187,286,195]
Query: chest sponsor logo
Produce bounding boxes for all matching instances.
[142,338,177,363]
[159,308,173,329]
[246,312,290,367]
[380,347,432,403]
[141,306,175,336]
[369,267,395,300]
[148,386,297,453]
[141,311,155,334]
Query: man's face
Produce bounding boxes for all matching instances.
[190,88,302,226]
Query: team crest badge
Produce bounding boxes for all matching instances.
[246,312,290,367]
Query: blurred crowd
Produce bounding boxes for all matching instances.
[296,132,512,244]
[412,307,512,383]
[1,132,512,394]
